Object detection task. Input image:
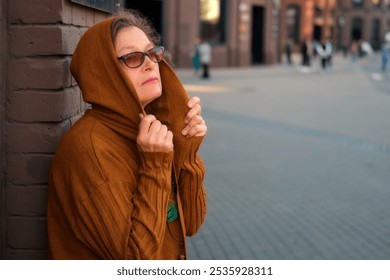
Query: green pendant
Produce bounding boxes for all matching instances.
[167,201,179,222]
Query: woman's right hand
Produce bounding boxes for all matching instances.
[137,114,174,153]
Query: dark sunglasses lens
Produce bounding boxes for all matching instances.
[124,53,144,68]
[149,47,164,62]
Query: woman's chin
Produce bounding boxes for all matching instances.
[141,90,163,108]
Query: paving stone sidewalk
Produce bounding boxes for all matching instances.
[175,55,390,260]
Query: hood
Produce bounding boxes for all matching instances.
[70,17,190,141]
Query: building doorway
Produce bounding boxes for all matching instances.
[313,25,322,41]
[125,0,164,38]
[251,6,264,64]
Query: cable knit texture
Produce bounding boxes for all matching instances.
[47,17,206,260]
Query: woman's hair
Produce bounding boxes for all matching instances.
[111,9,172,64]
[111,10,160,46]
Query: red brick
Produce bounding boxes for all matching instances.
[7,88,82,122]
[10,25,61,56]
[8,58,71,90]
[7,217,47,249]
[10,25,83,57]
[7,154,52,185]
[9,0,62,24]
[62,26,86,54]
[93,10,110,23]
[6,185,47,217]
[7,122,70,153]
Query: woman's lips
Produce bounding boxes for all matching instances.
[142,77,159,85]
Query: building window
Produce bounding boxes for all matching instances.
[199,0,227,43]
[371,0,381,7]
[286,5,300,44]
[371,18,381,49]
[351,17,363,40]
[314,5,323,17]
[352,0,364,7]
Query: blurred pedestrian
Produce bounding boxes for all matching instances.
[350,40,359,62]
[191,38,201,75]
[311,40,320,70]
[199,39,212,79]
[381,42,388,72]
[285,40,293,65]
[326,39,334,69]
[316,39,333,71]
[360,40,373,57]
[301,38,311,67]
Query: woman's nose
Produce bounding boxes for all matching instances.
[143,55,155,70]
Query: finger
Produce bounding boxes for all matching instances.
[165,131,174,150]
[186,122,207,138]
[149,119,162,136]
[184,104,202,124]
[138,114,156,135]
[158,123,168,138]
[182,115,204,136]
[187,96,200,108]
[166,130,173,142]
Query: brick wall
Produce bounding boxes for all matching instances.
[2,0,109,259]
[1,0,6,261]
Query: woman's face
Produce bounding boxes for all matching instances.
[115,26,162,108]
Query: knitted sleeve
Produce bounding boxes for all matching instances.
[74,152,173,259]
[178,137,207,236]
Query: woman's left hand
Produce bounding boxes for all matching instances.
[182,96,207,138]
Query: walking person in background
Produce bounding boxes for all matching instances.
[285,39,293,65]
[300,38,311,67]
[47,10,207,260]
[350,40,359,63]
[316,38,333,72]
[311,40,319,67]
[381,42,388,72]
[191,38,201,76]
[199,39,212,79]
[325,39,334,69]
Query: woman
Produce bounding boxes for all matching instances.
[191,38,201,75]
[47,10,207,260]
[381,42,388,72]
[199,39,212,79]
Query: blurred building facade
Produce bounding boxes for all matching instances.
[127,0,282,67]
[279,0,336,54]
[335,0,390,51]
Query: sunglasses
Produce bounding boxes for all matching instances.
[117,46,165,68]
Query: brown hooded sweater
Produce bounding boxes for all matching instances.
[47,17,206,260]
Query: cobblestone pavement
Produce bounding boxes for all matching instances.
[175,54,390,260]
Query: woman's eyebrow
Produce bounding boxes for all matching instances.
[118,43,154,54]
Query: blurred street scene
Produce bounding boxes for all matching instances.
[177,54,390,259]
[2,0,390,259]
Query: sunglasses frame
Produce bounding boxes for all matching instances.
[117,46,165,69]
